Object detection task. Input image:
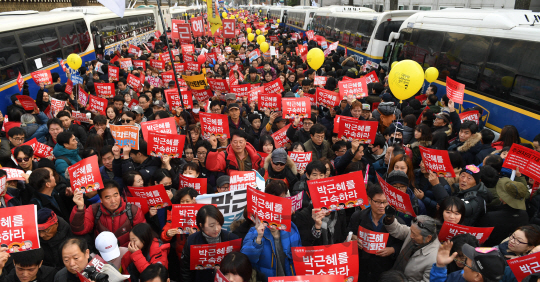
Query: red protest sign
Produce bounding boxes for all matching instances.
[133,60,146,71]
[150,59,165,70]
[0,176,5,196]
[207,78,230,92]
[160,52,171,64]
[126,197,150,215]
[438,222,493,244]
[68,155,103,194]
[222,19,236,38]
[192,89,214,103]
[263,78,284,94]
[446,77,465,104]
[3,121,21,137]
[200,112,230,139]
[30,70,52,85]
[215,269,230,282]
[282,98,311,119]
[190,239,242,270]
[78,87,88,107]
[94,83,115,99]
[186,62,200,72]
[171,19,182,40]
[419,146,455,177]
[269,275,345,282]
[161,71,175,86]
[165,89,181,111]
[215,37,224,45]
[177,23,192,42]
[173,62,185,74]
[459,111,480,125]
[87,95,107,115]
[306,30,314,41]
[338,119,378,143]
[288,151,312,172]
[287,191,304,213]
[108,65,119,81]
[128,44,140,55]
[2,168,25,181]
[271,124,291,149]
[127,74,141,89]
[110,124,140,149]
[307,170,367,211]
[377,173,416,217]
[229,170,257,191]
[15,138,52,159]
[258,93,281,111]
[231,84,251,98]
[503,143,540,182]
[316,88,340,108]
[0,205,40,253]
[128,184,172,209]
[16,95,37,111]
[72,111,90,123]
[17,72,24,91]
[314,76,327,86]
[364,71,380,84]
[508,252,540,282]
[170,204,211,232]
[119,58,133,69]
[181,44,195,54]
[64,79,73,95]
[292,242,358,281]
[357,226,390,254]
[338,77,368,99]
[141,117,177,140]
[147,131,185,158]
[179,174,207,194]
[247,186,292,231]
[190,17,204,37]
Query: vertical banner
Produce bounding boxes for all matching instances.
[446,77,465,104]
[419,146,455,177]
[78,87,88,107]
[200,112,230,139]
[147,131,185,158]
[179,174,208,195]
[229,170,257,191]
[0,205,40,253]
[128,184,173,209]
[292,242,358,282]
[288,152,312,172]
[438,222,493,244]
[178,23,192,42]
[246,186,292,232]
[189,239,242,270]
[357,226,390,254]
[68,155,104,194]
[282,98,311,119]
[141,117,177,140]
[170,204,214,233]
[377,173,417,217]
[17,72,24,91]
[108,65,119,81]
[222,19,236,38]
[190,17,204,37]
[338,120,378,144]
[307,171,367,211]
[287,191,304,213]
[110,124,140,149]
[363,71,380,84]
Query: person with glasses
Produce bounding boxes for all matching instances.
[303,124,335,161]
[13,145,37,174]
[257,148,298,193]
[386,170,427,226]
[120,111,137,127]
[345,184,405,282]
[0,127,26,168]
[286,116,316,144]
[383,208,440,282]
[497,225,540,259]
[36,208,74,271]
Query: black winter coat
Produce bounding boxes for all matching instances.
[292,204,347,246]
[40,217,75,271]
[476,204,529,247]
[434,182,493,226]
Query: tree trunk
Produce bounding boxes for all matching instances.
[514,0,531,9]
[390,0,398,10]
[72,0,88,6]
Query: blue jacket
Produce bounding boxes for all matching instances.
[53,144,82,178]
[241,223,302,281]
[430,263,517,282]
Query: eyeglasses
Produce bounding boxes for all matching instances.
[12,137,24,142]
[197,151,206,156]
[121,119,133,123]
[272,162,286,166]
[413,217,435,234]
[510,234,528,245]
[38,225,54,234]
[453,258,475,271]
[370,200,388,206]
[16,157,30,163]
[313,134,325,140]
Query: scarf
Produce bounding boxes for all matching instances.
[393,239,430,272]
[321,212,338,245]
[202,231,221,244]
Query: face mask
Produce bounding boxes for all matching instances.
[164,185,173,190]
[389,137,402,145]
[184,174,195,178]
[192,108,200,114]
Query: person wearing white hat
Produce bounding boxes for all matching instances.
[95,231,129,271]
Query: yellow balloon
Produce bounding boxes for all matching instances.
[391,61,398,69]
[247,33,255,42]
[247,28,252,34]
[501,76,514,89]
[256,29,261,35]
[256,35,265,44]
[260,42,269,53]
[66,53,82,70]
[235,15,239,18]
[277,19,280,23]
[243,20,247,24]
[222,12,227,18]
[424,67,439,83]
[306,48,324,70]
[388,60,425,101]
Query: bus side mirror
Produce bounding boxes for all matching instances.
[388,32,400,43]
[382,44,392,63]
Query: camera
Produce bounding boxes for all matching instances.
[81,266,109,282]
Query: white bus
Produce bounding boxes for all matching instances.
[285,6,318,31]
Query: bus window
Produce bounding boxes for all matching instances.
[0,34,25,82]
[58,23,82,55]
[412,29,444,69]
[75,20,91,51]
[19,27,63,72]
[374,20,404,41]
[512,75,540,107]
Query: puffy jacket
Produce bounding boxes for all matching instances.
[22,112,50,143]
[434,181,492,226]
[160,210,189,281]
[258,155,299,194]
[121,238,170,282]
[241,223,302,281]
[205,142,263,175]
[53,144,82,178]
[69,199,146,247]
[448,133,483,166]
[113,155,162,184]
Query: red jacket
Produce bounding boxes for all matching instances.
[69,198,146,247]
[121,238,170,277]
[161,210,188,259]
[205,142,263,174]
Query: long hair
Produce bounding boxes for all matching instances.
[388,154,416,188]
[131,223,156,257]
[497,125,520,147]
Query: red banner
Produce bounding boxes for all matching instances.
[503,143,540,182]
[338,119,378,143]
[231,84,251,98]
[446,77,465,104]
[2,168,25,181]
[108,65,119,81]
[128,44,140,55]
[16,95,37,111]
[87,95,107,115]
[133,59,146,70]
[190,17,204,37]
[78,87,88,107]
[229,170,257,191]
[307,171,367,211]
[314,76,327,86]
[165,89,181,111]
[186,62,200,72]
[357,226,390,254]
[459,110,480,125]
[269,275,345,282]
[181,44,195,54]
[150,59,165,70]
[192,89,214,102]
[126,197,149,215]
[110,124,140,149]
[419,146,455,177]
[179,174,207,194]
[200,112,230,139]
[17,72,24,91]
[173,62,185,74]
[438,222,493,244]
[316,88,340,108]
[15,138,52,159]
[94,82,115,99]
[72,111,90,123]
[247,186,292,231]
[170,204,211,232]
[147,131,185,158]
[338,77,368,99]
[288,151,312,172]
[160,52,171,64]
[271,124,291,149]
[207,78,230,92]
[190,239,242,270]
[68,155,103,194]
[258,93,282,111]
[508,252,540,282]
[63,79,72,95]
[306,30,314,41]
[128,184,172,209]
[178,23,192,42]
[171,19,182,40]
[364,71,380,84]
[292,242,358,281]
[30,70,52,85]
[141,117,177,140]
[282,97,311,119]
[119,58,132,69]
[127,73,141,89]
[377,173,416,217]
[222,19,236,38]
[0,205,40,253]
[263,78,284,94]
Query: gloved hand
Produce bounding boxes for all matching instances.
[383,205,397,225]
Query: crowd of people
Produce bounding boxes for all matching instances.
[1,11,540,282]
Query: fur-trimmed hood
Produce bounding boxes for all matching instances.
[263,153,298,175]
[410,140,432,149]
[457,133,482,153]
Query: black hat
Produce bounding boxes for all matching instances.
[228,103,240,111]
[249,67,258,74]
[387,170,409,187]
[462,244,506,281]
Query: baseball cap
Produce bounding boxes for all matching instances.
[271,148,287,164]
[228,103,240,111]
[225,93,236,101]
[216,175,230,187]
[461,244,506,281]
[132,105,144,114]
[153,100,166,108]
[95,231,121,261]
[435,112,450,124]
[362,103,370,111]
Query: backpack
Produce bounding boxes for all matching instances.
[92,202,136,237]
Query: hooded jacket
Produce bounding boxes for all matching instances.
[53,144,82,178]
[21,112,50,143]
[121,238,170,281]
[113,155,162,184]
[448,133,483,166]
[205,142,263,175]
[410,140,432,168]
[257,155,298,193]
[434,181,493,226]
[40,217,74,271]
[402,125,414,145]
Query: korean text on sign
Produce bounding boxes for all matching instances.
[292,242,359,282]
[271,124,291,149]
[338,77,368,99]
[171,204,214,234]
[179,174,207,195]
[128,184,172,208]
[508,252,540,282]
[0,205,40,253]
[357,226,389,254]
[377,173,417,217]
[200,112,230,139]
[195,190,247,230]
[229,170,257,191]
[247,186,292,232]
[438,222,493,244]
[338,120,378,143]
[419,146,456,177]
[110,125,139,149]
[147,131,185,158]
[190,239,242,270]
[307,170,367,211]
[503,143,540,182]
[141,117,176,140]
[288,151,312,172]
[282,98,311,119]
[68,155,104,194]
[287,191,303,213]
